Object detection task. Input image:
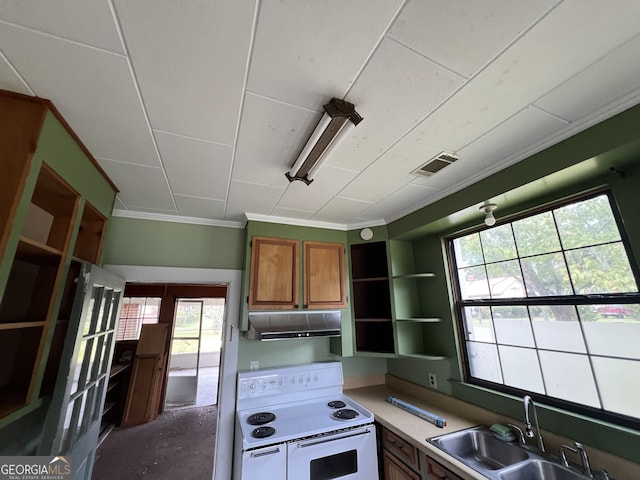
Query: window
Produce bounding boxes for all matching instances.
[448,192,640,427]
[117,297,161,341]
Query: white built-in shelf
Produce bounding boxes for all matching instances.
[395,317,442,323]
[393,273,435,279]
[399,353,447,360]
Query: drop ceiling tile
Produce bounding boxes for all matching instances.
[456,105,568,176]
[0,23,161,166]
[156,131,232,199]
[0,0,124,53]
[247,0,403,110]
[339,140,442,203]
[232,93,321,186]
[534,33,640,122]
[326,37,465,171]
[98,159,175,211]
[226,180,284,218]
[174,195,226,220]
[405,0,640,151]
[277,165,358,212]
[313,197,373,224]
[270,207,315,220]
[359,183,439,221]
[114,196,128,210]
[389,0,556,77]
[0,53,31,94]
[113,0,255,143]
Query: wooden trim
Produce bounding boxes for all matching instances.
[0,88,119,193]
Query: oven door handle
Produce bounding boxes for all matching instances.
[298,428,372,448]
[250,447,282,458]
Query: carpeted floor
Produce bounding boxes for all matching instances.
[92,404,217,480]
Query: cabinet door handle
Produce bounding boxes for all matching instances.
[391,440,404,449]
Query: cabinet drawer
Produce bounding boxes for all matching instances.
[382,427,418,469]
[424,455,464,480]
[383,450,420,480]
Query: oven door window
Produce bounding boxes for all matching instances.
[310,449,357,480]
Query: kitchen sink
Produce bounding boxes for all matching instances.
[427,426,596,480]
[499,460,589,480]
[429,426,528,470]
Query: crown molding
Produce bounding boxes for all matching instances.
[112,209,245,228]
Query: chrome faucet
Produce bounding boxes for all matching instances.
[575,442,594,478]
[523,395,545,452]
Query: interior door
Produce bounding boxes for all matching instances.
[165,299,203,406]
[39,263,124,480]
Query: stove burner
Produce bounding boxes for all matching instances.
[327,400,347,409]
[332,408,359,421]
[247,412,276,425]
[251,426,276,438]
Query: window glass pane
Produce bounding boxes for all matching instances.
[117,297,161,341]
[521,253,572,296]
[531,306,586,353]
[493,306,534,347]
[555,194,620,249]
[453,233,483,268]
[566,243,638,294]
[538,351,600,407]
[480,225,517,263]
[498,346,544,394]
[458,265,488,300]
[467,341,502,383]
[592,357,640,418]
[513,212,561,256]
[463,307,495,342]
[486,261,525,298]
[579,306,640,360]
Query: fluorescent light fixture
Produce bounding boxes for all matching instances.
[480,203,497,226]
[286,98,363,185]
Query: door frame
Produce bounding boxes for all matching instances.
[103,265,241,480]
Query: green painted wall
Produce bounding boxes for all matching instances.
[384,104,640,463]
[102,217,245,269]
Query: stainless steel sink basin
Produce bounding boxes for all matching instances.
[499,460,589,480]
[428,426,595,480]
[429,426,529,470]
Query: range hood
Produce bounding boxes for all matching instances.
[247,311,341,341]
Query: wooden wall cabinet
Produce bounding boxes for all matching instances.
[248,236,346,311]
[0,90,117,422]
[350,241,394,354]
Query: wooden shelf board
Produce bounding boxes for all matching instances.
[17,236,63,262]
[102,401,116,417]
[0,321,46,330]
[396,317,442,323]
[109,363,130,378]
[352,277,389,283]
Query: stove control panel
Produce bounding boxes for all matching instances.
[237,362,343,399]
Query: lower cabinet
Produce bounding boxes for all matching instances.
[384,450,420,480]
[380,426,464,480]
[423,456,464,480]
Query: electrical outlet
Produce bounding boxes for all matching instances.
[428,372,437,389]
[250,361,259,371]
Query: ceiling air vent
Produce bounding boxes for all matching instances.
[413,152,459,177]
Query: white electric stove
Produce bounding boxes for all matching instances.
[233,361,379,480]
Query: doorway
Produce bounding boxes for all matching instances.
[165,297,225,409]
